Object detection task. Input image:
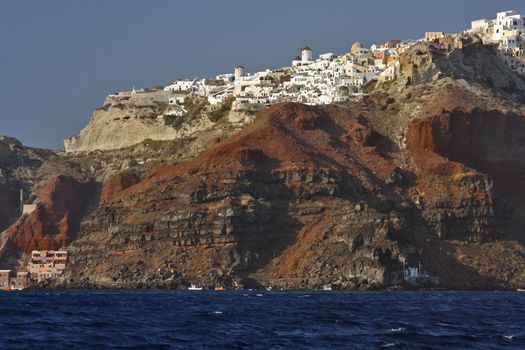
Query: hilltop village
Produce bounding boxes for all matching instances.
[161,41,401,112]
[163,41,400,109]
[158,10,525,113]
[63,9,525,153]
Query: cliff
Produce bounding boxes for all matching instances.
[2,41,525,290]
[0,136,55,232]
[64,91,255,153]
[3,176,98,254]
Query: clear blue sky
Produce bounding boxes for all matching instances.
[1,0,523,149]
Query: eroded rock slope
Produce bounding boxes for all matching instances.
[2,41,525,290]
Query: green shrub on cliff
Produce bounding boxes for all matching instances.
[184,96,208,117]
[170,96,209,129]
[209,97,234,123]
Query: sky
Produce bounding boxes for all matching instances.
[1,0,523,149]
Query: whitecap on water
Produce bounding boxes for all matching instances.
[388,327,407,333]
[380,342,399,348]
[503,335,514,340]
[256,294,263,297]
[213,311,223,315]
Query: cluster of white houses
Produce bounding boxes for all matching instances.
[424,10,525,75]
[160,10,525,114]
[468,10,525,75]
[163,39,412,110]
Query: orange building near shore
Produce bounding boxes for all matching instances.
[29,250,68,281]
[0,270,32,290]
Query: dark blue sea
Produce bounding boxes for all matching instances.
[0,291,524,349]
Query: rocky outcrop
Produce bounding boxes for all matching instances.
[56,98,522,290]
[100,171,141,203]
[395,42,525,97]
[2,176,98,253]
[64,91,255,153]
[406,106,525,242]
[0,136,55,232]
[408,108,525,200]
[64,103,396,287]
[0,183,18,232]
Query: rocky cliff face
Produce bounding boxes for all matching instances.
[3,41,525,290]
[61,96,525,290]
[61,104,398,288]
[0,136,55,232]
[3,176,98,254]
[64,91,254,153]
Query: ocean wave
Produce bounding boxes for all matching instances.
[388,327,407,333]
[1,291,524,349]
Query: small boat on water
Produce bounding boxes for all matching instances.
[188,284,203,291]
[517,289,525,292]
[214,286,226,291]
[323,285,332,291]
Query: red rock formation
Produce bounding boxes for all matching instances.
[3,175,97,253]
[409,108,525,202]
[111,103,395,200]
[62,103,421,289]
[11,97,525,290]
[100,171,141,202]
[405,104,525,243]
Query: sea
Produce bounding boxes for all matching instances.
[0,290,524,349]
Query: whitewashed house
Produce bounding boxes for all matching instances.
[208,87,234,105]
[168,95,186,105]
[469,19,493,34]
[492,10,524,41]
[164,79,195,92]
[165,106,186,117]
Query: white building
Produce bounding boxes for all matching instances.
[165,106,186,117]
[501,34,521,49]
[208,87,234,105]
[471,10,525,75]
[293,47,314,67]
[319,52,337,60]
[492,10,524,41]
[301,46,313,62]
[378,64,397,82]
[234,65,245,79]
[168,95,186,105]
[469,19,493,34]
[164,79,195,92]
